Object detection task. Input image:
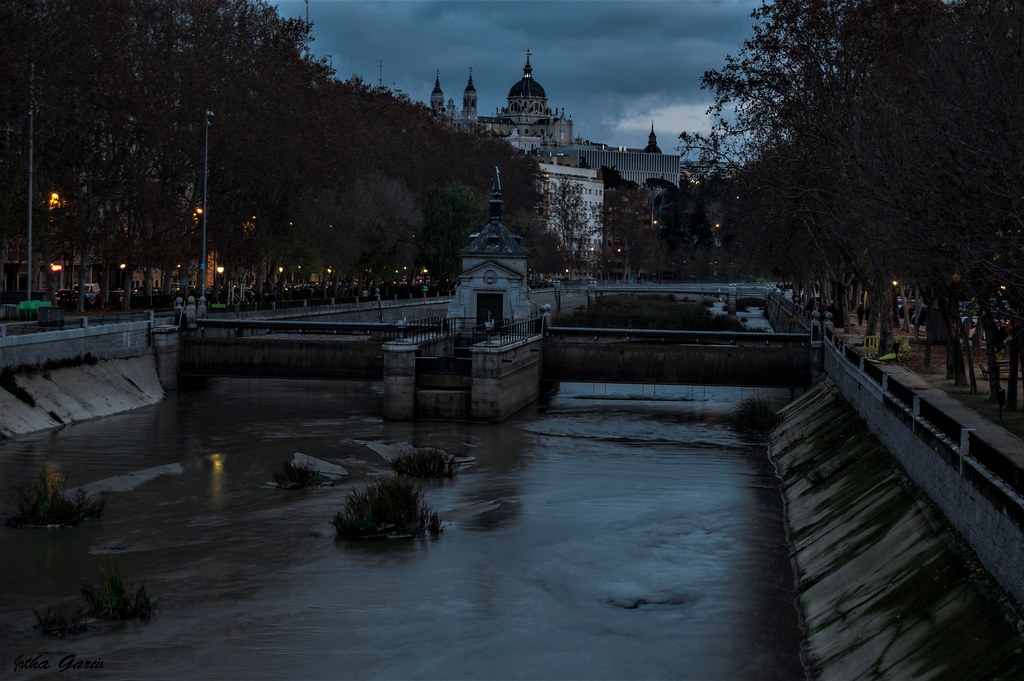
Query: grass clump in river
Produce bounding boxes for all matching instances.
[391,448,459,478]
[33,604,95,637]
[560,294,744,331]
[80,558,157,620]
[7,469,104,527]
[273,459,333,489]
[332,475,443,539]
[733,396,781,432]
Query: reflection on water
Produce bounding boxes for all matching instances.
[0,379,805,681]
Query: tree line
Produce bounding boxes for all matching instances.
[685,0,1024,402]
[0,0,541,308]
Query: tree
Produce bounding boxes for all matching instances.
[422,183,481,287]
[545,176,599,278]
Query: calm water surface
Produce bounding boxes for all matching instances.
[0,378,806,680]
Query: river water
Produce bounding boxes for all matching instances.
[0,378,806,681]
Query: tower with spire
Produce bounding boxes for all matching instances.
[427,51,573,151]
[643,122,662,154]
[446,167,535,328]
[462,68,477,124]
[430,70,444,115]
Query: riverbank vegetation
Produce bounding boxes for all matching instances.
[684,0,1024,406]
[1,367,35,407]
[390,448,459,479]
[7,469,104,527]
[560,295,743,332]
[0,1,541,307]
[332,475,442,539]
[733,396,781,433]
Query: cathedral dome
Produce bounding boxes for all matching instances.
[508,52,546,99]
[643,123,662,154]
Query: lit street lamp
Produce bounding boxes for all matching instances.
[200,109,213,297]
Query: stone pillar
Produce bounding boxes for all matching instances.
[151,325,180,391]
[382,342,418,420]
[727,284,737,316]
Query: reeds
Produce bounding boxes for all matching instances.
[80,558,156,620]
[390,448,459,478]
[7,469,104,527]
[332,475,442,539]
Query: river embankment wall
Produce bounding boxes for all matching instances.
[770,379,1024,680]
[0,355,164,439]
[765,291,1024,607]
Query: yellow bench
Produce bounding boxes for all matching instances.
[864,335,879,356]
[895,336,910,361]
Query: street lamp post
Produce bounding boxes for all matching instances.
[200,110,213,297]
[26,68,35,303]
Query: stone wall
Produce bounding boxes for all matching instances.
[821,332,1024,607]
[471,336,543,421]
[0,320,154,368]
[0,355,164,439]
[771,380,1024,679]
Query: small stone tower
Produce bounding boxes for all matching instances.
[446,168,536,328]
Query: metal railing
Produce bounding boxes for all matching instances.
[194,314,448,342]
[451,317,545,346]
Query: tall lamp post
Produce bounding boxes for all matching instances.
[26,66,35,303]
[200,109,213,297]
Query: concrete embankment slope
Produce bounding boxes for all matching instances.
[770,379,1024,680]
[0,356,164,439]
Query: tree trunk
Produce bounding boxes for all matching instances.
[1006,323,1020,411]
[979,308,1000,401]
[874,277,893,356]
[961,316,977,394]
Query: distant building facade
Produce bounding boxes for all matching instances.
[430,51,574,152]
[537,159,603,264]
[565,125,680,188]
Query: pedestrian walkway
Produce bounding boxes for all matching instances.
[831,313,1024,458]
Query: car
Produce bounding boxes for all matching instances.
[107,289,125,307]
[72,283,101,309]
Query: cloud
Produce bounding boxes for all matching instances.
[610,101,717,149]
[276,0,758,145]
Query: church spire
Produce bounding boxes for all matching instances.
[430,69,444,112]
[463,67,477,121]
[643,122,662,154]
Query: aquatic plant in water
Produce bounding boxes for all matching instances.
[733,396,781,432]
[390,448,459,478]
[80,558,156,620]
[332,475,443,539]
[33,605,94,637]
[273,459,333,489]
[7,470,105,527]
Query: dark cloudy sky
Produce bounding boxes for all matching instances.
[274,0,760,151]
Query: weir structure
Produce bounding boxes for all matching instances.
[175,169,813,421]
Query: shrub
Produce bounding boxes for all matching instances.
[80,558,156,620]
[273,459,332,489]
[0,366,35,407]
[390,448,459,478]
[734,396,781,432]
[332,475,443,539]
[7,470,105,527]
[33,605,94,637]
